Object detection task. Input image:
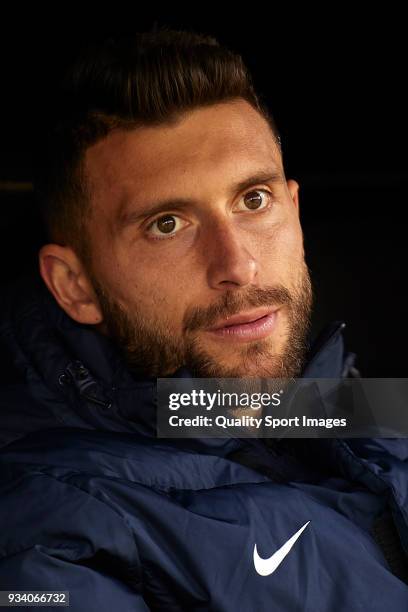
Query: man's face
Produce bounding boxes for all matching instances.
[83,99,314,379]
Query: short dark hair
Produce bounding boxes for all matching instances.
[33,26,282,271]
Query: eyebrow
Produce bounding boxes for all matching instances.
[116,167,284,232]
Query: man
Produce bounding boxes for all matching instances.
[0,28,407,610]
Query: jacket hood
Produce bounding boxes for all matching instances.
[0,271,355,453]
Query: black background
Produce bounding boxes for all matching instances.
[0,10,406,376]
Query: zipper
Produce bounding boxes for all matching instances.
[58,360,112,410]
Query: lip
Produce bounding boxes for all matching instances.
[206,308,280,343]
[208,307,278,330]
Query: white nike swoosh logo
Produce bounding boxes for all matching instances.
[253,520,311,576]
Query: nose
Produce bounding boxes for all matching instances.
[205,219,258,289]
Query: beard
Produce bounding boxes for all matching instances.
[88,261,314,380]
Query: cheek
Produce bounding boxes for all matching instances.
[111,254,195,325]
[281,222,304,260]
[101,229,199,315]
[258,218,304,267]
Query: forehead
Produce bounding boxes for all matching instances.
[84,99,282,219]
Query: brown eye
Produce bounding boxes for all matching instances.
[156,215,176,233]
[146,213,189,240]
[244,190,264,210]
[235,189,275,215]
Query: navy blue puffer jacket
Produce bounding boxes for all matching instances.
[0,272,408,611]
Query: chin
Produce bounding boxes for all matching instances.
[212,350,283,379]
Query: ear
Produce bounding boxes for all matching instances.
[38,243,103,325]
[286,178,300,213]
